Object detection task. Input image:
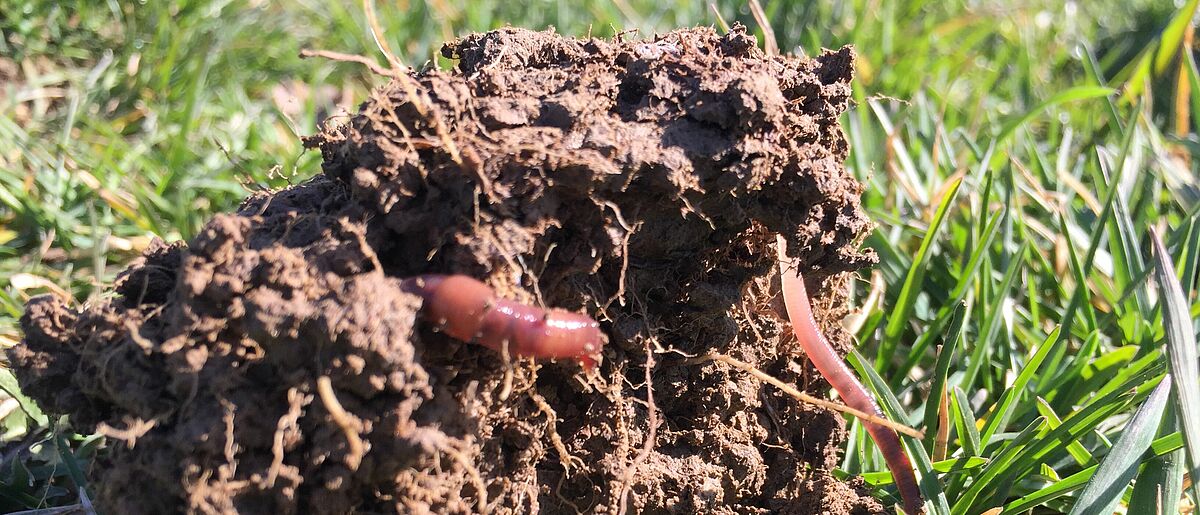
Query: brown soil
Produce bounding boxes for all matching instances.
[10,25,883,514]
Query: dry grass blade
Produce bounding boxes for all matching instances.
[710,4,730,34]
[934,388,951,462]
[362,0,404,71]
[747,0,778,57]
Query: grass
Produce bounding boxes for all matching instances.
[2,0,1199,513]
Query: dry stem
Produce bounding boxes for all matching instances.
[691,352,924,439]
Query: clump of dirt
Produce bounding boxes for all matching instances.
[10,25,883,514]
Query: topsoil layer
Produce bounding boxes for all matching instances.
[11,25,883,514]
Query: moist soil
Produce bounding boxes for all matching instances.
[11,25,884,514]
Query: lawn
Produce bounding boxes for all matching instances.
[2,0,1199,513]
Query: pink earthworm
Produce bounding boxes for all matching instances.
[401,274,605,369]
[777,237,923,514]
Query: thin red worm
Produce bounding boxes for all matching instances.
[401,274,605,369]
[777,237,923,515]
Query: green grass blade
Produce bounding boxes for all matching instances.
[1128,405,1185,515]
[1034,397,1093,466]
[0,369,48,427]
[1045,344,1136,408]
[1186,45,1200,141]
[996,86,1115,145]
[1177,217,1200,295]
[1102,156,1151,340]
[1000,464,1097,515]
[883,174,964,367]
[961,241,1029,392]
[879,176,963,367]
[1077,350,1165,409]
[923,301,967,452]
[849,349,952,515]
[860,456,988,486]
[950,416,1047,515]
[1057,214,1099,336]
[963,373,1158,512]
[896,208,1001,384]
[1002,430,1188,514]
[978,326,1061,447]
[53,428,89,499]
[951,386,981,458]
[1153,0,1200,74]
[1150,431,1186,455]
[1067,377,1171,515]
[1149,228,1200,503]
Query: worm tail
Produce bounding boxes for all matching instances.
[777,236,924,515]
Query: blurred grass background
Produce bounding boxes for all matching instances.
[2,0,1199,513]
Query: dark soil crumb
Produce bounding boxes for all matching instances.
[11,25,882,514]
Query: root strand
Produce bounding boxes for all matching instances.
[690,353,924,439]
[616,337,657,515]
[316,376,366,471]
[298,49,398,78]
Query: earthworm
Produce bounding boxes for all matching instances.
[401,274,605,369]
[777,236,924,514]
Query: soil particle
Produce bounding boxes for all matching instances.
[11,25,883,514]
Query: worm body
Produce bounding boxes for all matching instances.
[777,237,923,515]
[401,274,605,369]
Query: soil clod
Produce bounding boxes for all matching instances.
[12,25,882,514]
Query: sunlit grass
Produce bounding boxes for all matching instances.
[2,0,1198,512]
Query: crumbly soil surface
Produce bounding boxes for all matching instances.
[11,25,883,514]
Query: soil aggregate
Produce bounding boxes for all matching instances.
[10,25,885,514]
